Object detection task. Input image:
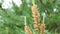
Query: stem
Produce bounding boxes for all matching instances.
[43,16,45,24]
[24,16,27,25]
[32,0,35,5]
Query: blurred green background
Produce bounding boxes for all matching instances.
[0,0,60,34]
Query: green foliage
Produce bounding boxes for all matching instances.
[0,0,60,34]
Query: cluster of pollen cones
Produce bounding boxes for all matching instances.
[25,4,46,34]
[31,4,40,31]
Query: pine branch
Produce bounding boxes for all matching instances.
[39,0,50,15]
